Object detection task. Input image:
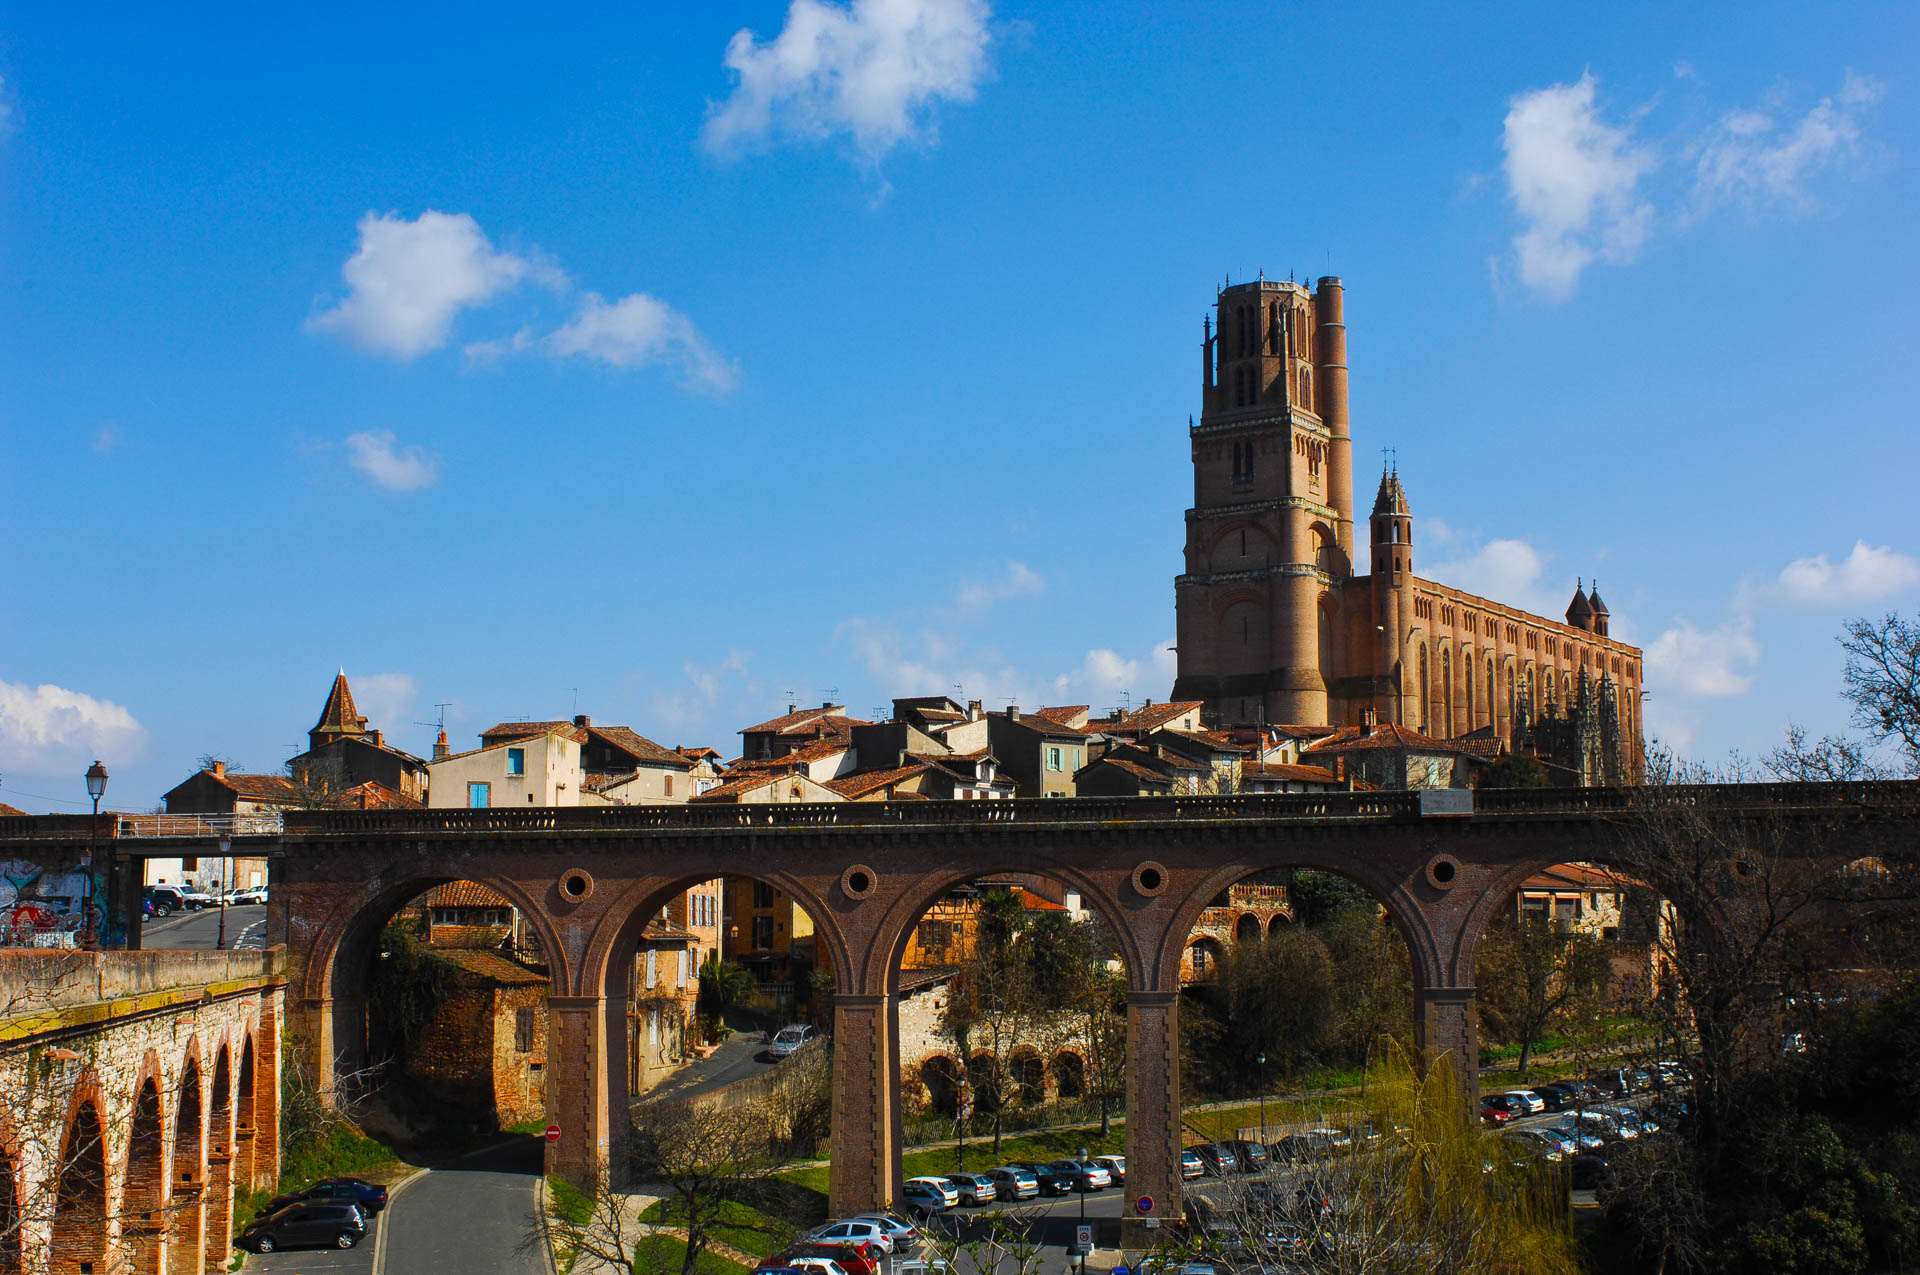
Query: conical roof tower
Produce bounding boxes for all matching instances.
[309,669,370,751]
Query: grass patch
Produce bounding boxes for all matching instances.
[548,1174,594,1227]
[1182,1095,1359,1142]
[634,1234,751,1275]
[231,1122,407,1238]
[638,1197,800,1259]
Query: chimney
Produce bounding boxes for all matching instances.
[211,759,226,778]
[1007,705,1021,722]
[433,730,450,761]
[574,714,590,727]
[1362,708,1377,730]
[967,699,982,721]
[370,729,383,747]
[787,703,797,714]
[822,700,833,709]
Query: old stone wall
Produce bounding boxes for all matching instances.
[0,948,284,1275]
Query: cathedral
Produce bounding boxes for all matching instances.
[1169,275,1643,780]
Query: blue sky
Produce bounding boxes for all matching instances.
[2,1,1916,811]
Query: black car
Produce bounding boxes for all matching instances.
[1570,1153,1615,1192]
[1003,1161,1076,1196]
[264,1176,390,1216]
[242,1201,367,1252]
[1531,1082,1586,1112]
[143,885,194,918]
[1221,1139,1270,1173]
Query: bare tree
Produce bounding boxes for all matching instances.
[1763,724,1895,783]
[623,1099,799,1275]
[920,1205,1051,1275]
[1474,912,1612,1076]
[1840,612,1920,771]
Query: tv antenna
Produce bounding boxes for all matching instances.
[414,703,451,731]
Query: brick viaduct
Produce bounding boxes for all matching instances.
[0,949,283,1275]
[4,782,1910,1233]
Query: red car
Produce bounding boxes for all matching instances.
[1479,1097,1518,1125]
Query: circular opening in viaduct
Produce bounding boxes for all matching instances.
[560,869,595,902]
[1425,855,1459,889]
[841,865,877,899]
[1131,862,1168,897]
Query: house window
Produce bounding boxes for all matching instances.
[663,775,673,796]
[182,857,198,872]
[753,881,775,908]
[468,782,490,808]
[646,950,657,988]
[752,916,775,950]
[506,748,526,776]
[1047,747,1063,771]
[677,950,687,984]
[515,1007,534,1052]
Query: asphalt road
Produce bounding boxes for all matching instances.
[378,1137,547,1275]
[140,902,267,950]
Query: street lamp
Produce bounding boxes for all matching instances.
[216,834,231,950]
[1257,1054,1268,1142]
[1077,1142,1090,1271]
[82,761,108,948]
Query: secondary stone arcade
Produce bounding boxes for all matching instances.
[0,949,283,1275]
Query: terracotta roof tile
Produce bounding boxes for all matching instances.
[336,780,421,810]
[1242,762,1344,784]
[433,948,549,985]
[1030,706,1090,729]
[417,881,514,909]
[1307,723,1478,755]
[824,764,925,798]
[221,773,303,803]
[1114,701,1207,732]
[739,706,846,735]
[588,726,691,769]
[0,802,27,817]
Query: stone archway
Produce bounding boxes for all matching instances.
[122,1068,167,1275]
[204,1045,233,1274]
[167,1050,204,1275]
[234,1035,257,1191]
[1235,913,1261,944]
[49,1094,109,1275]
[1008,1049,1047,1108]
[1267,914,1289,938]
[1049,1050,1086,1101]
[918,1055,963,1118]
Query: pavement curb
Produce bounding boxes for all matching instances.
[370,1165,430,1275]
[536,1174,561,1275]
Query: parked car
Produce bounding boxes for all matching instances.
[771,1246,878,1275]
[241,1202,366,1252]
[1094,1154,1126,1184]
[900,1181,948,1216]
[848,1212,917,1250]
[1547,1116,1609,1153]
[181,887,217,908]
[1478,1096,1521,1124]
[1586,1069,1634,1098]
[904,1176,960,1208]
[768,1024,818,1058]
[806,1220,895,1255]
[263,1177,390,1216]
[227,886,268,905]
[1504,1090,1546,1115]
[1003,1161,1075,1196]
[144,885,192,917]
[783,1261,850,1275]
[984,1166,1040,1199]
[1531,1081,1587,1111]
[1268,1130,1345,1162]
[945,1173,998,1206]
[1179,1148,1206,1179]
[1500,1129,1566,1162]
[1571,1152,1616,1192]
[1046,1159,1113,1191]
[1222,1139,1270,1173]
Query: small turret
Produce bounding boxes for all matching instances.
[1587,580,1610,637]
[1566,579,1594,632]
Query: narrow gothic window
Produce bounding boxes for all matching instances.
[1240,528,1247,555]
[1299,367,1312,409]
[1268,301,1280,354]
[1242,616,1249,643]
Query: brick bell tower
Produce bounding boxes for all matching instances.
[1172,275,1355,727]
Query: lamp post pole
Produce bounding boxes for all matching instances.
[1257,1053,1268,1143]
[82,761,108,949]
[216,834,231,950]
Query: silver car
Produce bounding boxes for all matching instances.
[768,1024,818,1058]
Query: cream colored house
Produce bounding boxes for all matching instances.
[427,728,584,808]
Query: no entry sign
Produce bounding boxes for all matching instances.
[545,1124,562,1143]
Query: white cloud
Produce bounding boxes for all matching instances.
[1497,70,1885,298]
[1645,617,1760,698]
[351,672,417,731]
[1739,540,1920,610]
[1500,73,1654,300]
[1049,641,1178,714]
[650,652,752,733]
[470,292,739,394]
[344,430,440,492]
[956,561,1044,613]
[91,425,118,455]
[0,681,147,772]
[1425,537,1570,621]
[1689,71,1884,215]
[703,0,992,163]
[308,211,560,359]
